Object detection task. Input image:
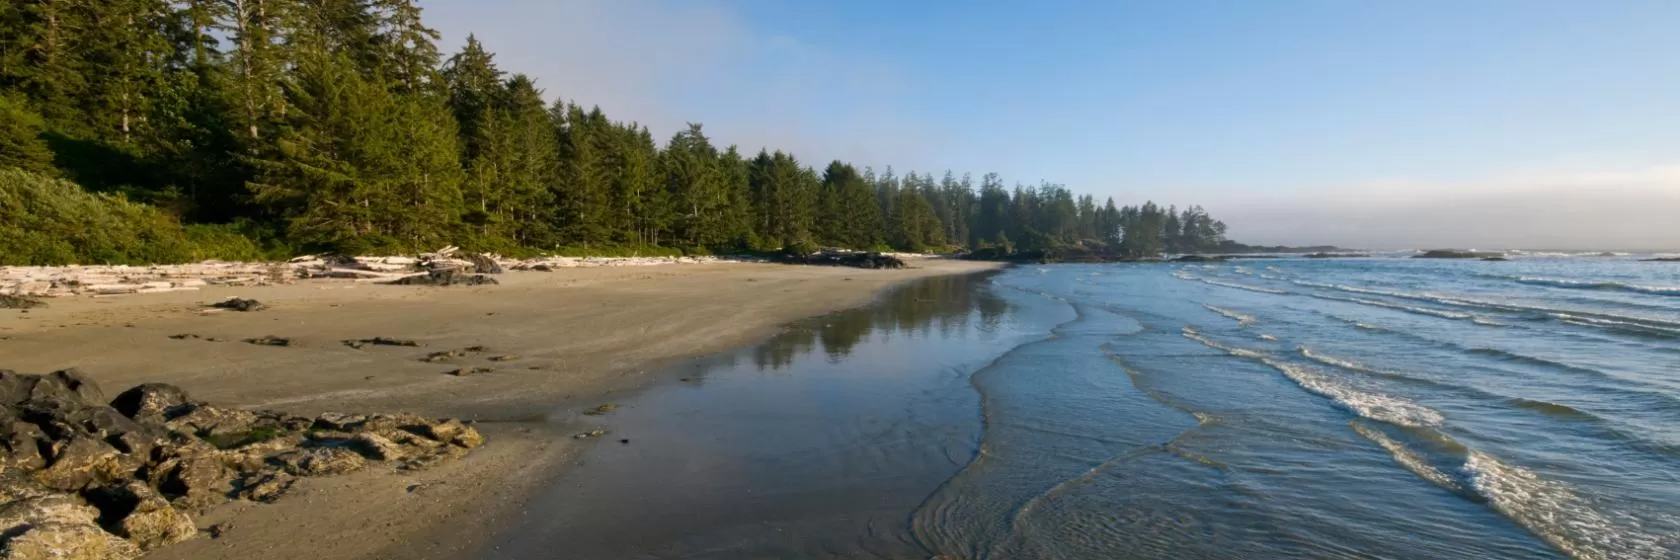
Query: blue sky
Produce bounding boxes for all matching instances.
[422,1,1680,249]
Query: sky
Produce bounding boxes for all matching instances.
[420,0,1680,250]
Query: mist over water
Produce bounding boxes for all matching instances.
[490,257,1680,559]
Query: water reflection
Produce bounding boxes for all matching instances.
[752,272,1010,370]
[486,270,1044,560]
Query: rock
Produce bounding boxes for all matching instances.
[1480,256,1509,261]
[148,453,231,511]
[310,412,369,432]
[445,367,493,376]
[349,433,405,461]
[777,250,906,269]
[1413,249,1503,259]
[37,437,136,492]
[0,369,107,407]
[573,429,606,439]
[83,482,195,551]
[233,471,294,503]
[0,412,50,470]
[488,355,517,362]
[422,350,463,363]
[208,298,265,312]
[274,447,366,476]
[0,495,139,560]
[1642,257,1680,262]
[340,337,419,349]
[385,269,498,286]
[165,334,200,340]
[464,253,503,274]
[108,384,191,424]
[1,295,45,309]
[0,472,53,503]
[162,404,256,439]
[241,335,291,347]
[1171,255,1229,262]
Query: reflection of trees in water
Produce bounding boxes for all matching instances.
[751,272,1009,371]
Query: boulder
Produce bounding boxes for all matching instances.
[274,448,367,476]
[208,298,265,312]
[385,269,498,286]
[37,437,138,492]
[0,495,139,560]
[349,433,406,461]
[0,294,46,310]
[233,471,294,503]
[147,453,231,511]
[162,404,257,439]
[0,369,105,408]
[107,384,191,424]
[83,482,195,551]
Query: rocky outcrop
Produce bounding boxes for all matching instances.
[778,250,906,269]
[1413,249,1504,259]
[385,269,499,286]
[0,370,483,559]
[207,298,265,312]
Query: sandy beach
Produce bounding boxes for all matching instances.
[0,258,1002,559]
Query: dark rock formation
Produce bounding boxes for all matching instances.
[1304,252,1370,259]
[1413,250,1504,259]
[1172,255,1229,263]
[0,370,484,559]
[340,337,419,349]
[241,336,291,347]
[208,298,265,312]
[777,250,905,269]
[1,294,45,309]
[1642,257,1680,262]
[386,269,500,286]
[1480,256,1509,261]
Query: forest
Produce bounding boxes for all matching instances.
[0,0,1229,265]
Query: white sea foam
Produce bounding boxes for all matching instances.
[1465,451,1678,560]
[1181,331,1444,428]
[1260,358,1444,428]
[1203,304,1256,325]
[1259,334,1278,341]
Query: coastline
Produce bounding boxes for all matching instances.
[0,258,1003,559]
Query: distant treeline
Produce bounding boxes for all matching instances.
[0,0,1230,265]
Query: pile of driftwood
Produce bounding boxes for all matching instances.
[2,247,739,298]
[0,262,290,298]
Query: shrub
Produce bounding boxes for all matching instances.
[0,167,265,265]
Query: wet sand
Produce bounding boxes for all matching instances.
[0,258,1001,559]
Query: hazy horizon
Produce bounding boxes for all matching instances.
[421,1,1680,250]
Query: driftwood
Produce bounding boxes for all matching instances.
[3,246,747,299]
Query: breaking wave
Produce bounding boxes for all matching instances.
[1203,304,1256,325]
[1465,451,1678,559]
[1515,277,1680,297]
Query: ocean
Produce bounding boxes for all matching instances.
[490,255,1680,559]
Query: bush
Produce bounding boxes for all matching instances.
[0,167,265,265]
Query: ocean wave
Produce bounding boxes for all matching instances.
[1465,451,1678,559]
[1203,304,1256,325]
[1199,278,1290,295]
[1260,358,1444,428]
[1464,347,1608,378]
[1350,421,1464,493]
[1515,277,1680,297]
[1313,294,1476,320]
[1181,327,1267,359]
[1506,398,1599,421]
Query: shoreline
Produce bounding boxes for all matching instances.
[0,258,1002,559]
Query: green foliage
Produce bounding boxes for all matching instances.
[0,168,255,265]
[0,94,54,174]
[0,0,1232,263]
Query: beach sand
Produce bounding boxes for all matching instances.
[0,258,1002,559]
